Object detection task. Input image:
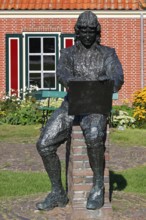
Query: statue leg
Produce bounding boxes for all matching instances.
[80,114,107,210]
[36,102,74,210]
[86,144,104,210]
[36,149,68,210]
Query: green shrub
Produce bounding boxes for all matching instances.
[1,99,42,125]
[0,87,64,125]
[111,110,136,129]
[0,88,42,125]
[39,97,63,108]
[133,87,146,127]
[112,105,134,117]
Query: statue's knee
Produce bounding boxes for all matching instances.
[85,130,105,149]
[36,140,52,157]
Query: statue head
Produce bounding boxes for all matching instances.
[74,11,101,47]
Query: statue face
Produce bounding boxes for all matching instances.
[79,26,96,49]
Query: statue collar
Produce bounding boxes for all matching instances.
[75,41,99,51]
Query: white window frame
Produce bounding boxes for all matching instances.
[24,33,60,90]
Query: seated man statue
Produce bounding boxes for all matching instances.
[36,11,124,211]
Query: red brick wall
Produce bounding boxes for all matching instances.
[0,17,143,105]
[100,18,141,105]
[144,19,146,88]
[0,18,6,96]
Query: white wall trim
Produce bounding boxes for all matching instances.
[0,10,146,18]
[8,38,11,95]
[22,33,26,91]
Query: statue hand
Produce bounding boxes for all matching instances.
[98,75,110,81]
[69,77,86,82]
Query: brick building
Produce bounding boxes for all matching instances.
[0,0,146,104]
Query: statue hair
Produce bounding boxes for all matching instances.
[74,11,101,45]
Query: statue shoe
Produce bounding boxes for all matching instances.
[86,187,104,210]
[36,190,69,211]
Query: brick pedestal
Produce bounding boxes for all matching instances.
[67,125,112,220]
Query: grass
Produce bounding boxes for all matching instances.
[0,124,41,144]
[1,165,146,199]
[0,124,146,199]
[110,128,146,147]
[1,124,146,147]
[111,165,146,194]
[0,170,66,198]
[121,165,146,193]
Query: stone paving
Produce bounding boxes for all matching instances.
[0,142,146,220]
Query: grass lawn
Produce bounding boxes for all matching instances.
[0,171,50,198]
[0,124,146,199]
[1,124,146,147]
[0,124,41,144]
[110,128,146,147]
[110,165,146,194]
[0,170,66,198]
[1,165,146,198]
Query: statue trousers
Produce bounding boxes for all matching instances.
[36,100,108,157]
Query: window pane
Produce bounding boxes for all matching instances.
[29,56,41,70]
[29,38,41,53]
[29,73,41,88]
[43,38,55,53]
[43,73,55,88]
[43,56,55,70]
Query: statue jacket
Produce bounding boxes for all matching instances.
[57,41,124,93]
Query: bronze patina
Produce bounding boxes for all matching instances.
[36,11,124,211]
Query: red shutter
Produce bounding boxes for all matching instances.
[64,38,74,48]
[10,39,19,94]
[65,39,74,48]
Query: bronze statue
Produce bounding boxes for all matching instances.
[36,11,124,211]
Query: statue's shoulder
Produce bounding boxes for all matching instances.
[98,45,115,55]
[60,45,76,56]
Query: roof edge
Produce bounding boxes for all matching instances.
[0,9,145,17]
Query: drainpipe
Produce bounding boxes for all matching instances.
[140,12,144,88]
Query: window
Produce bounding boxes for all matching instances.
[28,35,58,90]
[6,33,75,95]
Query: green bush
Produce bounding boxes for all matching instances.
[0,87,65,125]
[112,105,134,117]
[111,110,136,129]
[132,87,146,128]
[0,88,42,125]
[111,104,135,128]
[2,102,42,125]
[0,98,42,125]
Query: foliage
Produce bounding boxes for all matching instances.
[39,97,64,117]
[0,86,63,125]
[39,97,63,109]
[133,87,146,127]
[111,109,136,129]
[0,92,42,125]
[112,104,134,117]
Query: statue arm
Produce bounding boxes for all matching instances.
[105,49,124,92]
[56,49,75,88]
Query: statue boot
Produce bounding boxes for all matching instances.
[86,146,104,210]
[36,152,68,210]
